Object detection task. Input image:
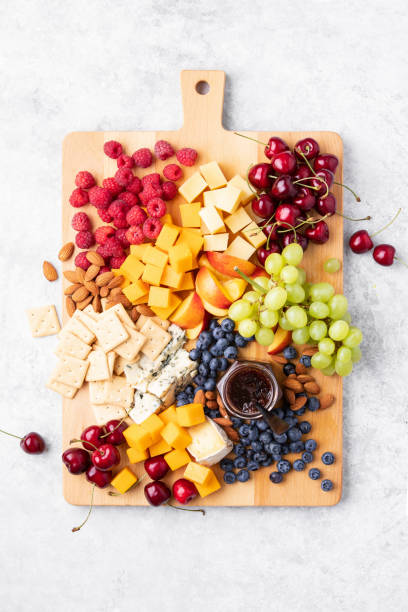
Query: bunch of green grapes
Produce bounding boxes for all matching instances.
[227,243,363,377]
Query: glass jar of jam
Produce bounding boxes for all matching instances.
[217,360,282,420]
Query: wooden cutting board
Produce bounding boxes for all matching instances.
[62,70,343,507]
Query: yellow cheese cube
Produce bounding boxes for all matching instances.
[161,265,183,289]
[178,228,203,256]
[229,174,256,205]
[149,438,173,457]
[212,185,242,214]
[160,213,173,225]
[119,255,145,283]
[142,245,169,269]
[161,422,192,451]
[123,424,152,450]
[199,206,225,235]
[184,462,212,485]
[127,446,149,464]
[111,467,138,494]
[156,223,180,252]
[142,263,164,286]
[225,206,252,234]
[148,286,171,308]
[226,235,256,260]
[132,294,149,305]
[196,471,221,498]
[140,413,164,444]
[130,243,149,259]
[164,448,190,471]
[203,233,229,252]
[123,280,149,303]
[177,272,194,291]
[241,221,267,248]
[179,171,207,203]
[160,405,178,425]
[150,293,182,320]
[176,403,205,427]
[203,189,220,207]
[168,243,193,273]
[180,203,201,228]
[199,161,227,190]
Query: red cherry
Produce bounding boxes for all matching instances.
[86,465,113,488]
[293,187,315,211]
[172,479,198,505]
[104,420,128,446]
[257,243,281,265]
[80,425,105,451]
[248,163,273,189]
[144,455,169,480]
[316,193,336,216]
[271,151,297,175]
[281,233,309,251]
[349,230,373,253]
[373,244,395,266]
[294,137,320,160]
[270,175,297,200]
[293,165,312,181]
[305,221,329,244]
[19,432,45,454]
[91,443,120,471]
[144,481,171,506]
[264,136,289,160]
[62,447,91,474]
[275,204,301,228]
[263,223,279,241]
[309,169,334,197]
[314,154,339,173]
[252,194,275,219]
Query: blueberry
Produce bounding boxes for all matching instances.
[246,449,255,459]
[273,432,287,444]
[225,332,235,343]
[289,441,304,454]
[261,457,273,467]
[234,334,247,348]
[193,375,206,386]
[212,327,225,340]
[176,399,187,407]
[209,319,219,330]
[204,378,216,392]
[177,392,187,401]
[248,427,259,441]
[231,417,242,428]
[250,420,258,427]
[198,363,209,377]
[210,345,223,357]
[189,348,201,361]
[223,471,236,484]
[268,443,282,455]
[272,454,282,462]
[247,460,260,471]
[277,459,291,474]
[199,330,212,342]
[241,436,251,446]
[256,420,269,431]
[321,479,333,491]
[251,440,263,452]
[209,357,219,370]
[293,459,306,471]
[238,424,250,437]
[220,458,234,471]
[216,338,229,352]
[287,427,302,442]
[281,444,289,455]
[273,407,285,420]
[308,467,321,480]
[269,471,283,483]
[259,431,273,445]
[305,439,317,452]
[185,385,194,395]
[284,408,295,417]
[300,355,312,368]
[302,451,313,464]
[299,421,312,434]
[209,369,218,378]
[218,357,228,371]
[233,456,246,469]
[237,469,250,482]
[321,452,335,465]
[253,451,267,463]
[284,416,298,428]
[292,407,306,416]
[283,363,296,376]
[224,346,238,360]
[221,318,235,332]
[307,397,320,412]
[201,350,212,364]
[195,339,203,350]
[283,346,298,360]
[209,409,219,419]
[234,443,245,456]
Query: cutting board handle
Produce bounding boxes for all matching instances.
[180,70,225,132]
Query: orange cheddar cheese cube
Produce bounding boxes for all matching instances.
[178,228,203,256]
[142,245,169,269]
[119,255,145,283]
[148,286,171,308]
[150,293,182,320]
[123,424,152,450]
[111,467,138,494]
[127,446,149,463]
[184,462,212,485]
[168,243,193,274]
[160,405,178,425]
[142,263,163,286]
[161,265,183,289]
[130,243,149,259]
[180,203,201,228]
[195,471,221,498]
[176,403,205,427]
[177,272,194,291]
[149,438,173,457]
[156,223,180,251]
[161,213,173,225]
[161,422,192,451]
[123,280,149,303]
[140,413,164,444]
[164,448,190,471]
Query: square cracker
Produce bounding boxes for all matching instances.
[107,351,116,379]
[51,355,89,389]
[89,380,107,404]
[62,311,95,344]
[76,308,99,335]
[92,404,127,427]
[108,303,136,329]
[56,331,92,360]
[26,305,61,337]
[46,377,77,399]
[86,349,110,382]
[105,376,134,408]
[115,325,146,361]
[94,310,129,352]
[135,314,149,331]
[140,319,171,361]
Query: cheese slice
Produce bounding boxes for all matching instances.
[187,417,233,466]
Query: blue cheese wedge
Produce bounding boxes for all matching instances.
[147,349,196,402]
[129,391,162,424]
[187,417,233,466]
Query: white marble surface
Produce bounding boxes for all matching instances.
[1,1,407,610]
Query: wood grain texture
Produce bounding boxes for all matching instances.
[62,70,343,507]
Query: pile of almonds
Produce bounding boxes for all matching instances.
[193,388,239,443]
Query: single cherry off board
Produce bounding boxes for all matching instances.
[62,70,343,507]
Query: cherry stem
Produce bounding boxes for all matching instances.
[234,132,268,147]
[277,213,331,234]
[167,502,206,516]
[72,484,95,533]
[234,266,267,294]
[70,438,102,454]
[100,408,131,439]
[336,212,371,222]
[0,428,22,441]
[333,181,361,202]
[370,208,402,238]
[107,474,147,496]
[297,150,316,175]
[395,256,408,269]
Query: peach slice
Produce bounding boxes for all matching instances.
[201,297,229,318]
[169,291,204,329]
[267,326,292,354]
[223,278,247,302]
[251,266,269,279]
[206,251,256,278]
[198,254,232,282]
[195,267,233,309]
[186,311,211,340]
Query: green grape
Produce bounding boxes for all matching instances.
[282,243,304,266]
[255,327,275,346]
[228,300,253,322]
[285,283,305,304]
[336,346,352,363]
[259,309,279,328]
[309,301,330,319]
[243,290,260,304]
[238,318,258,338]
[286,305,308,329]
[342,312,352,324]
[309,282,335,303]
[335,360,353,376]
[311,352,332,369]
[297,267,307,286]
[265,253,284,275]
[264,287,287,310]
[324,257,341,274]
[343,326,363,348]
[253,276,270,293]
[279,315,295,331]
[309,320,328,341]
[292,326,310,344]
[321,362,336,376]
[351,346,362,363]
[328,294,348,320]
[280,265,299,284]
[318,338,335,355]
[328,320,349,341]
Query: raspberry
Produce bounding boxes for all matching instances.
[143,217,162,240]
[142,173,161,188]
[119,191,138,207]
[71,212,91,231]
[75,171,96,189]
[115,228,131,248]
[125,225,144,245]
[112,214,129,229]
[139,185,163,206]
[117,154,135,169]
[69,188,89,208]
[102,177,123,196]
[163,164,183,181]
[89,186,112,209]
[176,147,198,167]
[162,181,178,201]
[95,225,115,245]
[104,140,123,159]
[154,140,174,161]
[132,148,153,168]
[115,167,134,187]
[104,237,124,257]
[99,265,111,275]
[147,197,166,218]
[74,251,91,270]
[108,199,127,218]
[75,230,95,249]
[126,205,147,226]
[110,255,127,269]
[126,176,142,194]
[96,244,112,259]
[97,207,113,223]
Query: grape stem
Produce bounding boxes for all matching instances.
[370,208,402,238]
[233,267,267,294]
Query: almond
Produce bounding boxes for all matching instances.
[130,307,140,323]
[295,361,307,375]
[303,347,318,356]
[205,391,216,400]
[319,394,335,409]
[72,286,90,303]
[86,251,105,266]
[110,287,122,297]
[284,378,304,393]
[65,296,76,317]
[64,283,82,296]
[92,295,102,313]
[136,304,155,317]
[224,426,239,442]
[293,396,307,410]
[75,267,86,284]
[84,280,98,296]
[213,417,233,427]
[58,242,74,261]
[107,275,124,289]
[114,293,132,308]
[85,264,100,282]
[216,395,227,418]
[206,400,218,409]
[42,261,58,282]
[297,374,315,383]
[269,354,287,365]
[95,271,114,287]
[304,381,320,394]
[194,389,205,405]
[284,388,296,404]
[77,295,93,310]
[63,270,79,283]
[288,373,297,379]
[100,286,110,298]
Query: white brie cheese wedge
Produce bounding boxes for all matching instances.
[187,417,233,466]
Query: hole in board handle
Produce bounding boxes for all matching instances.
[195,81,210,95]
